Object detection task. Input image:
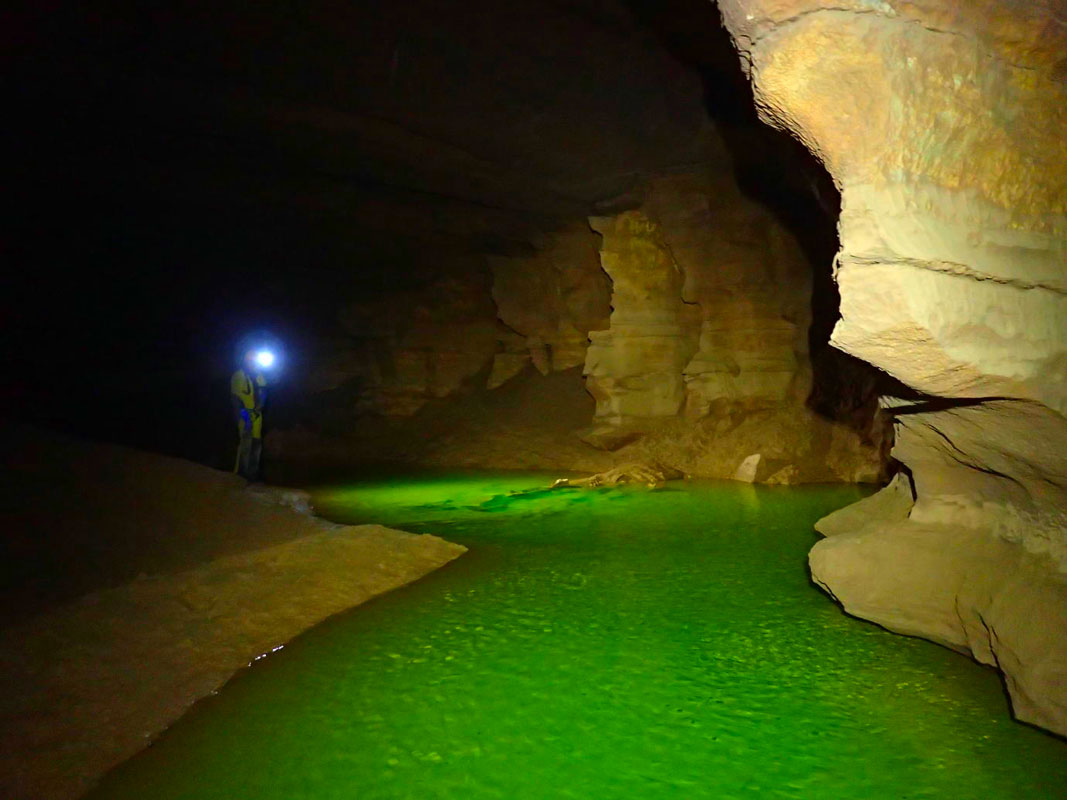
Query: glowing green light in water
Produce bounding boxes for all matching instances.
[88,473,1066,799]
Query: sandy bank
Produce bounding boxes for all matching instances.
[0,426,465,799]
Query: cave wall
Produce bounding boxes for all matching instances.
[331,258,501,417]
[585,207,700,423]
[586,169,809,425]
[716,0,1067,734]
[307,226,610,420]
[6,0,713,466]
[297,157,886,484]
[583,168,885,483]
[489,224,612,381]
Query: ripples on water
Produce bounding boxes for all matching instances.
[87,473,1067,799]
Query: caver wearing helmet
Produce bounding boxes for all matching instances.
[231,349,270,480]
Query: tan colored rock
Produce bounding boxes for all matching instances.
[582,169,884,482]
[719,0,1067,734]
[583,168,810,425]
[684,302,800,415]
[0,525,464,800]
[282,155,886,485]
[810,520,1067,736]
[765,463,799,485]
[584,210,698,424]
[642,171,809,415]
[734,453,762,482]
[490,223,611,374]
[486,352,531,389]
[815,471,915,537]
[338,266,501,416]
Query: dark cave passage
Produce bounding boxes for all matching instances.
[4,0,887,484]
[3,1,1066,796]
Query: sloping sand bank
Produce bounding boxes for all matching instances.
[0,426,464,799]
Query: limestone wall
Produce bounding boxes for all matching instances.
[585,209,699,423]
[581,170,885,483]
[314,228,610,419]
[587,171,810,425]
[282,163,887,484]
[489,224,612,383]
[315,260,502,417]
[717,0,1067,734]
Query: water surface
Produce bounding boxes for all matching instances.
[88,473,1067,799]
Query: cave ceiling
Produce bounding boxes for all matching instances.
[12,0,722,258]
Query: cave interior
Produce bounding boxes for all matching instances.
[3,0,1066,794]
[7,0,886,478]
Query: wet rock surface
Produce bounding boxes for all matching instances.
[550,462,684,489]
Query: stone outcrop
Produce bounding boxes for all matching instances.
[490,223,612,380]
[585,209,699,424]
[550,461,684,489]
[582,168,886,483]
[308,228,611,418]
[323,260,501,417]
[718,0,1067,734]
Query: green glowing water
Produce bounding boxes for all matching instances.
[88,474,1067,799]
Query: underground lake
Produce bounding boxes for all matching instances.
[85,473,1067,799]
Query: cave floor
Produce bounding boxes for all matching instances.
[86,473,1067,799]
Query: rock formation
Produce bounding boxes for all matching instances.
[550,462,684,489]
[586,169,807,422]
[305,227,611,419]
[332,260,502,417]
[582,168,887,483]
[274,160,888,484]
[585,208,699,424]
[717,0,1067,734]
[490,224,612,380]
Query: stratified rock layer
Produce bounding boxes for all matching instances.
[279,158,886,484]
[583,169,885,483]
[586,209,698,423]
[718,0,1067,734]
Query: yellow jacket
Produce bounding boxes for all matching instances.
[231,369,267,411]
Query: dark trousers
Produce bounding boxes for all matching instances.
[234,410,263,480]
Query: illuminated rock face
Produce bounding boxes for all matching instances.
[586,170,810,425]
[580,169,886,483]
[717,0,1067,734]
[324,229,610,418]
[585,208,699,424]
[315,163,885,483]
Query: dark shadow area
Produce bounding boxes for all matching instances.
[2,0,705,464]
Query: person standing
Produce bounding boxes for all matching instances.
[231,349,269,480]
